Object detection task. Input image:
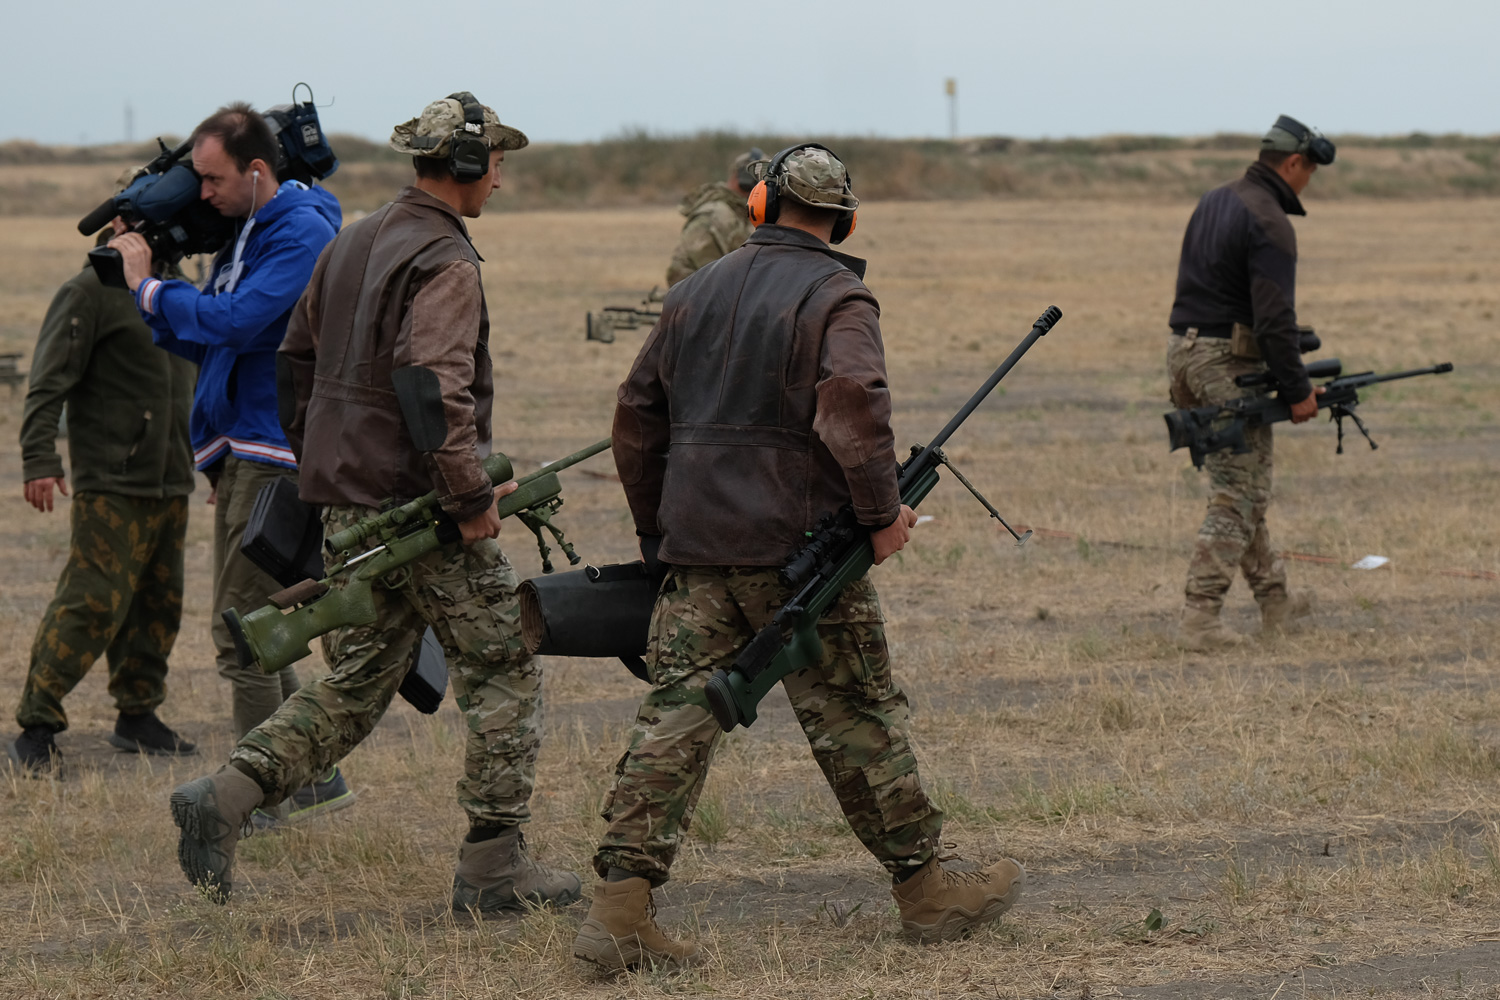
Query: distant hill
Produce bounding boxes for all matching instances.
[3,131,1497,216]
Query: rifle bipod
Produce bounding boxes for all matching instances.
[1329,404,1377,455]
[926,446,1032,547]
[517,498,580,574]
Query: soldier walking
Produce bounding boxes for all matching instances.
[1168,115,1334,649]
[573,144,1024,970]
[168,93,580,912]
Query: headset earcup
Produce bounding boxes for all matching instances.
[449,135,489,183]
[747,180,768,227]
[830,209,856,245]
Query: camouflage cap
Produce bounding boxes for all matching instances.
[390,93,528,158]
[755,146,858,212]
[732,147,765,192]
[114,164,146,195]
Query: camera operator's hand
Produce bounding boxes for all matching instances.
[458,481,520,545]
[107,232,154,293]
[24,476,68,513]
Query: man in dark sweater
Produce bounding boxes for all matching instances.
[8,221,197,775]
[1167,115,1335,649]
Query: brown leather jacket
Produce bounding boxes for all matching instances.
[614,224,900,567]
[279,186,495,521]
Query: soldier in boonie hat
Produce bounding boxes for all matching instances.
[389,92,528,158]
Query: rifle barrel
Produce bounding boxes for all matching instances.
[902,306,1061,487]
[1335,363,1453,388]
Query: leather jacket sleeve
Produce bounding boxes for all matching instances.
[277,247,329,462]
[613,317,672,537]
[812,280,901,527]
[398,259,493,522]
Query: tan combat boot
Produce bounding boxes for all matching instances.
[1260,591,1314,634]
[451,827,582,914]
[892,854,1025,943]
[169,766,265,903]
[1177,607,1245,651]
[572,877,700,970]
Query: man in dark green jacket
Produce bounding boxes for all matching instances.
[8,236,198,776]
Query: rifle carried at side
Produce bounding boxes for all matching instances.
[585,287,664,343]
[701,306,1063,731]
[1165,357,1454,469]
[223,439,610,675]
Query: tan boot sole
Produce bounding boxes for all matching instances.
[573,926,698,971]
[1177,629,1244,652]
[900,872,1024,944]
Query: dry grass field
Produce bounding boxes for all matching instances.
[0,180,1496,999]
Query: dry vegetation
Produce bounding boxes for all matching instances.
[3,131,1499,217]
[0,168,1497,999]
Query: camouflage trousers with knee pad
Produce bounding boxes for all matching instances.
[592,566,943,884]
[230,505,541,827]
[1167,335,1288,612]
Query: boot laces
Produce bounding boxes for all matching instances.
[935,846,993,886]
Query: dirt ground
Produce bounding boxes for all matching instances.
[0,190,1496,999]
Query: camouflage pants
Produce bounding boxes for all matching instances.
[231,505,541,827]
[593,567,944,884]
[1168,335,1288,612]
[212,455,301,738]
[16,492,187,732]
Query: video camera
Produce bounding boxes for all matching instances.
[76,83,338,290]
[77,138,236,289]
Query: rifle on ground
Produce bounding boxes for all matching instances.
[1165,357,1454,469]
[223,439,610,675]
[701,306,1063,731]
[585,287,664,343]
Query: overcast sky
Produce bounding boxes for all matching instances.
[5,0,1496,146]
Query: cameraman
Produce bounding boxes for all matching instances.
[109,104,350,819]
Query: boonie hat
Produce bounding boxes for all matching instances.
[755,146,859,212]
[390,94,528,158]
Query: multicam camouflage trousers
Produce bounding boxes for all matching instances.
[593,567,944,884]
[231,505,541,827]
[1167,334,1288,613]
[16,492,187,732]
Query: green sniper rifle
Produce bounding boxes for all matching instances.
[223,439,611,675]
[703,306,1063,732]
[1165,357,1454,469]
[585,287,664,343]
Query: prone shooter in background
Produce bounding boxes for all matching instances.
[584,147,763,342]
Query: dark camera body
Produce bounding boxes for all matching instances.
[78,139,237,289]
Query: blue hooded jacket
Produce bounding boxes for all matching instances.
[134,181,341,470]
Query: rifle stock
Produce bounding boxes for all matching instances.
[223,440,609,674]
